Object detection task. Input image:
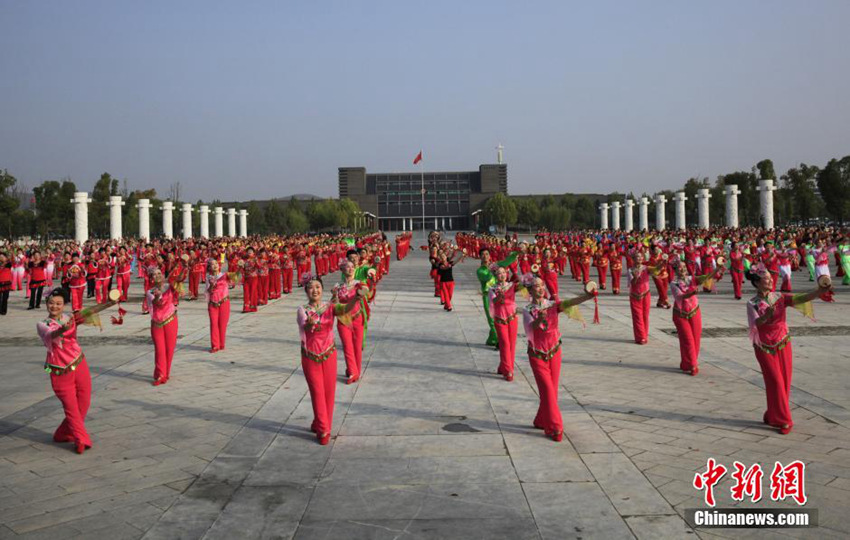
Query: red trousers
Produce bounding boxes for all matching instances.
[338,315,365,378]
[630,293,650,343]
[243,276,258,312]
[580,263,590,284]
[440,281,455,309]
[529,350,563,435]
[282,268,293,293]
[208,300,230,350]
[51,358,92,447]
[653,277,669,306]
[189,272,202,298]
[430,269,440,296]
[673,310,701,371]
[70,286,84,312]
[542,274,558,301]
[269,269,281,298]
[95,279,110,304]
[569,258,579,280]
[494,318,518,375]
[151,317,178,381]
[596,266,608,289]
[302,352,337,435]
[258,275,269,305]
[755,343,793,428]
[116,274,131,301]
[731,270,744,299]
[610,268,621,293]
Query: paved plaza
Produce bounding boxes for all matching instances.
[1,237,849,539]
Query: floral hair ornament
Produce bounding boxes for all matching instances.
[753,262,770,279]
[299,272,317,289]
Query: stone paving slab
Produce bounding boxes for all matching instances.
[2,235,850,538]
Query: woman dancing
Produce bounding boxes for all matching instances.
[297,274,366,444]
[147,267,179,386]
[745,264,834,434]
[36,288,117,454]
[206,258,231,353]
[523,276,595,441]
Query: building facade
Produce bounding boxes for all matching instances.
[338,164,507,231]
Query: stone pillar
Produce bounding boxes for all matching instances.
[161,201,174,239]
[758,179,777,230]
[138,199,151,240]
[199,205,210,238]
[182,203,193,239]
[108,195,125,240]
[599,202,609,229]
[227,208,237,237]
[214,207,224,237]
[239,209,248,237]
[725,185,741,228]
[624,199,635,232]
[71,192,92,243]
[638,197,649,231]
[697,188,711,228]
[654,194,667,231]
[674,191,687,230]
[611,201,621,230]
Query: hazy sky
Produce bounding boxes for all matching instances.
[1,1,848,201]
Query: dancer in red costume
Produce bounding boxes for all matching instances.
[332,260,367,384]
[146,268,179,386]
[629,251,651,344]
[297,274,366,445]
[746,265,835,435]
[523,276,595,441]
[206,259,231,353]
[36,288,117,454]
[489,266,520,381]
[669,261,707,376]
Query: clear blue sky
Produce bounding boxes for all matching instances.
[1,0,848,201]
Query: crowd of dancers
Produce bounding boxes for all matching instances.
[1,224,845,453]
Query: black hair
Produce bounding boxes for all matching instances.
[346,249,357,257]
[48,288,71,304]
[744,269,761,288]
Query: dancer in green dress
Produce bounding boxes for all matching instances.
[477,248,518,348]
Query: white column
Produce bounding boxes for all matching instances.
[758,179,777,230]
[214,207,224,237]
[638,197,649,231]
[448,217,452,230]
[697,188,711,228]
[599,202,609,229]
[239,209,248,237]
[138,199,151,240]
[227,208,237,237]
[108,195,125,240]
[402,218,406,232]
[624,199,635,232]
[654,194,667,231]
[182,203,193,239]
[674,191,687,230]
[611,201,621,230]
[434,217,438,229]
[725,185,741,228]
[199,205,210,238]
[161,201,174,239]
[71,192,92,243]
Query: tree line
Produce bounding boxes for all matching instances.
[482,156,850,231]
[0,170,368,240]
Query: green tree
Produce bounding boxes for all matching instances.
[90,172,119,238]
[782,164,821,224]
[756,159,776,181]
[264,200,284,233]
[0,169,21,238]
[246,202,265,234]
[33,179,77,238]
[337,198,360,230]
[484,192,517,232]
[817,156,850,223]
[539,205,571,230]
[572,196,595,228]
[514,197,541,229]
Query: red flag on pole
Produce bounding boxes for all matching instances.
[413,150,423,165]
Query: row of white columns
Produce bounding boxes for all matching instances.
[597,180,776,231]
[70,194,249,242]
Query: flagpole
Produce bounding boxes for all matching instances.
[420,151,426,232]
